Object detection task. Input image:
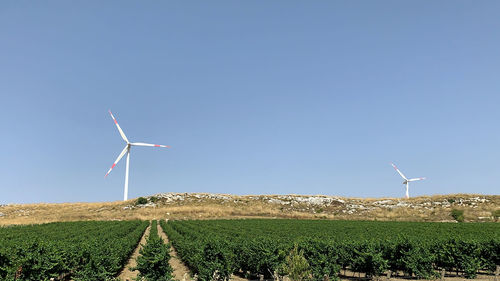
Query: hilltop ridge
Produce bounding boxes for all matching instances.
[0,193,498,225]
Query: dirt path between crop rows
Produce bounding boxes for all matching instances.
[118,222,151,281]
[157,221,194,281]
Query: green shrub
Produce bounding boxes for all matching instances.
[237,237,288,279]
[298,239,340,280]
[451,209,464,222]
[0,251,10,279]
[279,245,312,281]
[492,210,500,222]
[197,239,236,281]
[350,242,388,278]
[389,237,437,279]
[433,238,482,278]
[480,239,500,272]
[456,240,481,279]
[136,197,148,205]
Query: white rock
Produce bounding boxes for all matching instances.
[268,198,286,205]
[139,202,157,208]
[396,202,410,207]
[373,200,393,205]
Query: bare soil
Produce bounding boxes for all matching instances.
[118,222,151,281]
[230,274,251,281]
[338,275,497,281]
[338,270,497,281]
[157,220,194,281]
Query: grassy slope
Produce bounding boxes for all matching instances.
[0,193,498,225]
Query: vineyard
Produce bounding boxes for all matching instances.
[0,219,498,281]
[0,220,148,280]
[161,219,500,281]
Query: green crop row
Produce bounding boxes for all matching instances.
[133,220,173,281]
[162,219,500,281]
[0,220,148,281]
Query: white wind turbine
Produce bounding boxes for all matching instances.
[105,111,170,201]
[390,163,425,199]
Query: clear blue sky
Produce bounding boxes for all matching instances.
[1,1,499,203]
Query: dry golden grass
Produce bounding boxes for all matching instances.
[0,193,498,226]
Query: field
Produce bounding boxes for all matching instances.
[2,218,497,280]
[162,219,500,280]
[0,220,148,280]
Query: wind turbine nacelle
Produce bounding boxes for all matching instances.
[403,180,408,185]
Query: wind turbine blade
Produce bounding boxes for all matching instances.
[130,142,170,148]
[109,110,129,143]
[105,145,128,177]
[408,177,426,182]
[391,163,407,180]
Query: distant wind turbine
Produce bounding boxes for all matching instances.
[105,111,170,201]
[390,163,425,199]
